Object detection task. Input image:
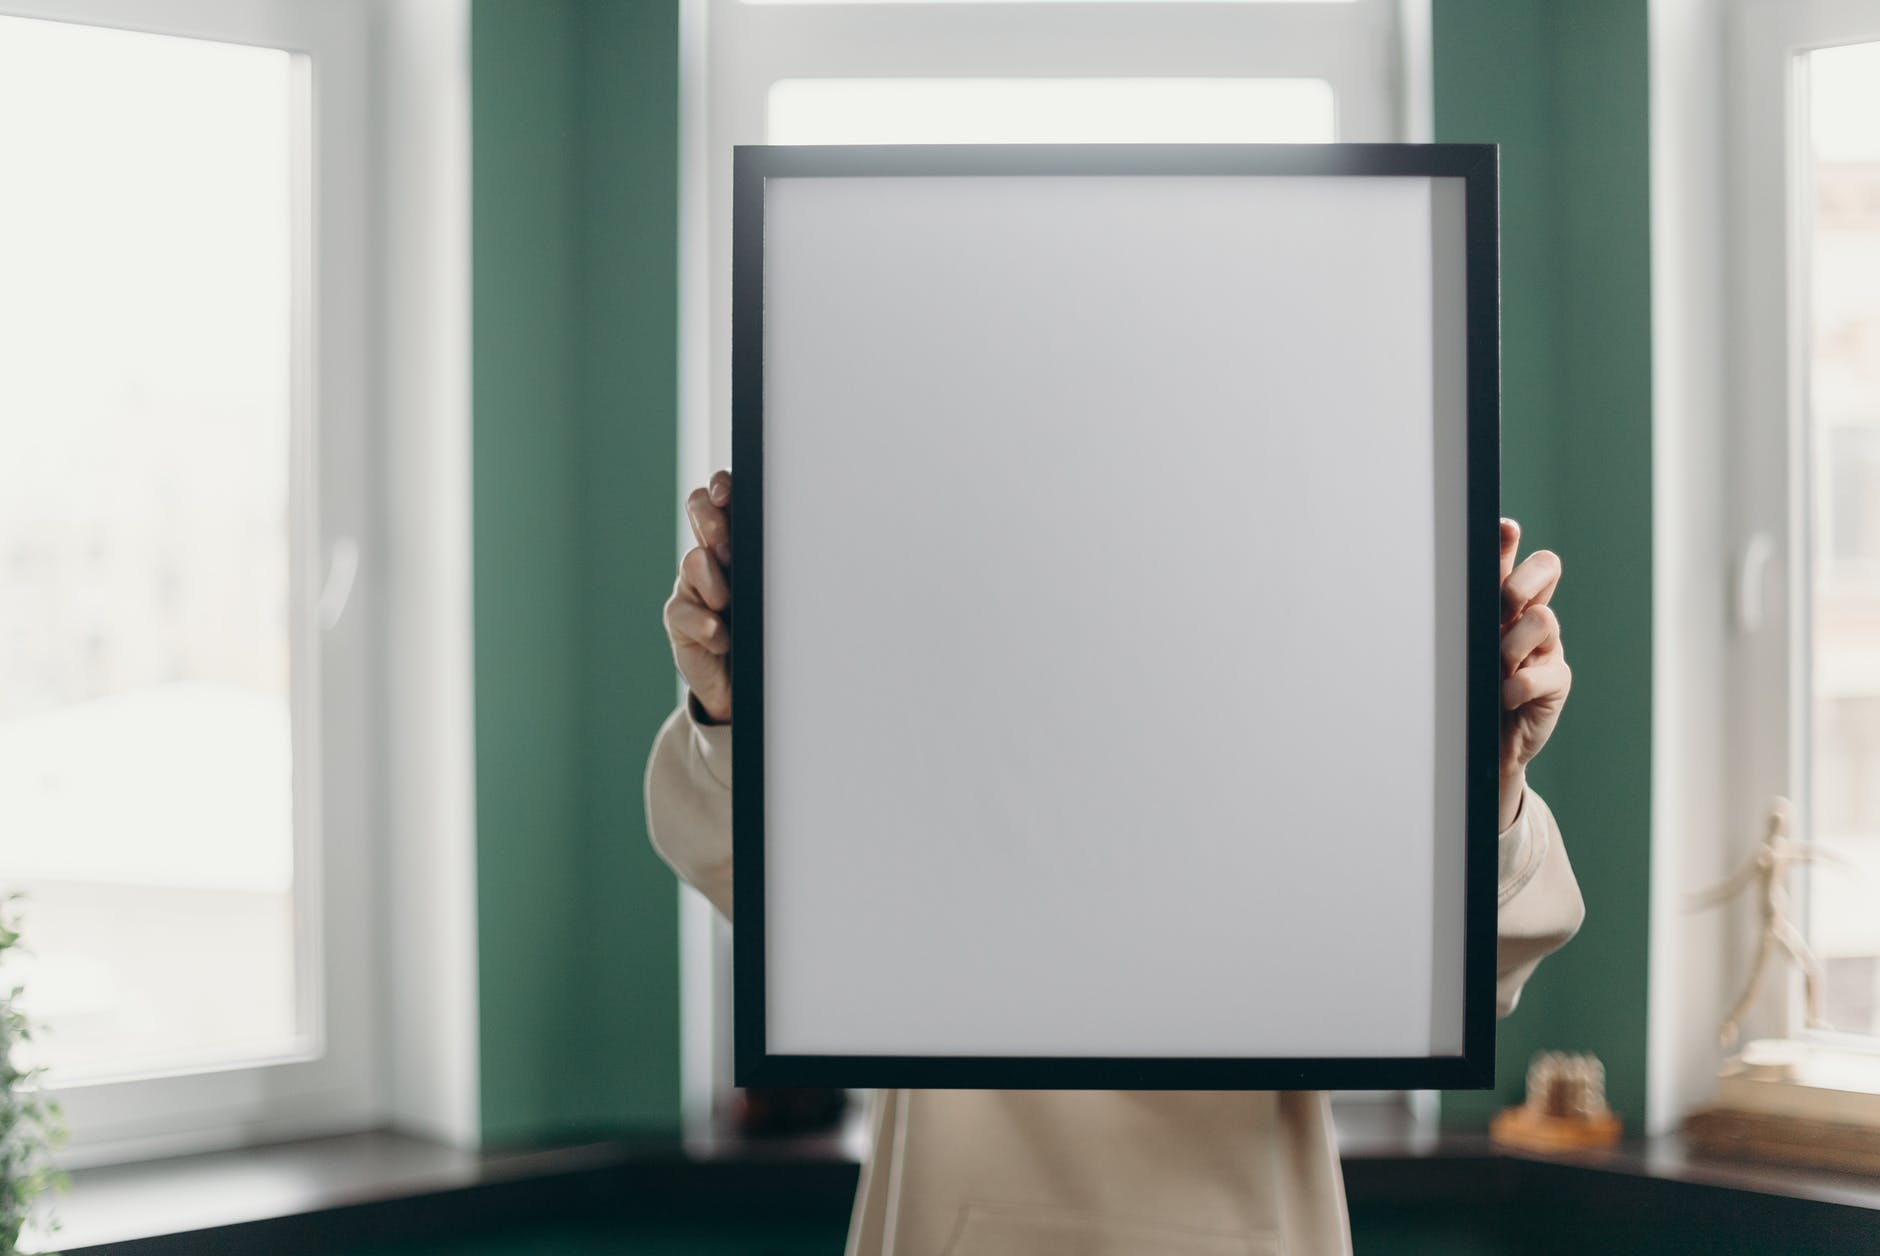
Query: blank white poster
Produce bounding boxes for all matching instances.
[760,172,1468,1060]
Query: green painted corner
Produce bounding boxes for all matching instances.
[471,0,583,1146]
[568,0,685,1135]
[1433,0,1653,1127]
[471,0,683,1144]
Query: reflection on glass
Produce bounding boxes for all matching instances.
[1805,40,1880,1039]
[0,17,300,1081]
[767,78,1336,146]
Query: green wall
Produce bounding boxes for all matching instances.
[1433,0,1654,1125]
[472,0,683,1144]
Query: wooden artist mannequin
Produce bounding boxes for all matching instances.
[1691,797,1850,1048]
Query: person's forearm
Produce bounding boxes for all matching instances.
[1493,787,1584,1017]
[644,701,735,919]
[690,688,729,727]
[1499,765,1526,832]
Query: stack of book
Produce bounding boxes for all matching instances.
[1685,1041,1880,1175]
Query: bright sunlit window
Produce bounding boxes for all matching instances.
[1803,38,1880,1041]
[767,77,1336,145]
[743,0,1358,5]
[0,0,383,1163]
[0,15,301,1083]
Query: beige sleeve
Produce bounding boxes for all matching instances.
[643,695,735,921]
[1494,786,1585,1019]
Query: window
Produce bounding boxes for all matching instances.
[1799,38,1880,1042]
[678,0,1422,1131]
[766,77,1338,144]
[1660,0,1880,1106]
[1727,4,1880,1050]
[0,0,381,1163]
[0,12,302,1085]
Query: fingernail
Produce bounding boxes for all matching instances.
[714,542,731,566]
[710,480,729,505]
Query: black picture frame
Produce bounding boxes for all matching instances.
[731,143,1502,1091]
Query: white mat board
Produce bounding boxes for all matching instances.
[758,170,1469,1061]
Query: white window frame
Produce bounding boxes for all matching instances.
[677,0,1428,1134]
[2,0,480,1165]
[1725,0,1880,1050]
[1648,0,1880,1134]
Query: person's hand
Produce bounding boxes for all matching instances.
[664,469,734,724]
[1498,518,1570,828]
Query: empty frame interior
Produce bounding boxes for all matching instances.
[746,151,1481,1083]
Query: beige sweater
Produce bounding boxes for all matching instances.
[644,700,1584,1256]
